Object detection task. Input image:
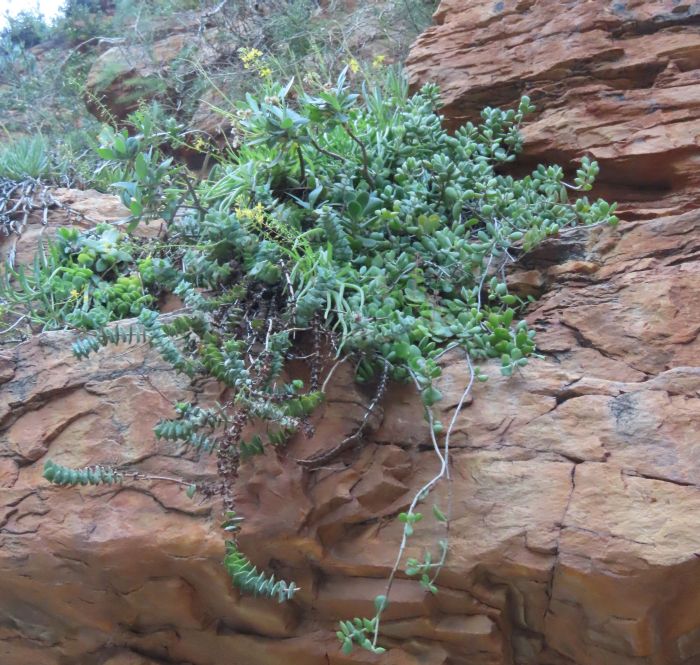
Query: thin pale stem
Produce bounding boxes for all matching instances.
[371,355,475,648]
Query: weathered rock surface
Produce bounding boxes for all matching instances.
[0,188,129,269]
[407,0,700,215]
[86,26,222,129]
[2,1,700,664]
[2,208,699,664]
[83,10,250,146]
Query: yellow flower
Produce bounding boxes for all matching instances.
[235,201,266,228]
[348,58,360,74]
[238,47,264,69]
[70,289,80,299]
[191,135,208,152]
[372,54,386,69]
[239,47,273,79]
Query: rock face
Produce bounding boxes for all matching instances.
[2,2,700,665]
[407,0,700,214]
[0,188,127,275]
[4,210,700,665]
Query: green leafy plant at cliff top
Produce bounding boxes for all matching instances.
[39,67,617,654]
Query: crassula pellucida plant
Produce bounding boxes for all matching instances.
[38,67,617,654]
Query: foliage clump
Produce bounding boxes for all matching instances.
[1,224,155,332]
[1,0,437,192]
[22,68,617,653]
[0,137,52,180]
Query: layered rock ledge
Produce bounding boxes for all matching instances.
[2,204,700,665]
[407,0,700,215]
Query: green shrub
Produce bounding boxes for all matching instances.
[38,69,617,653]
[0,10,50,48]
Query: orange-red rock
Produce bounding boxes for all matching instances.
[2,1,700,663]
[407,0,700,214]
[2,200,699,663]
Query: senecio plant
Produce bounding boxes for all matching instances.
[39,68,617,654]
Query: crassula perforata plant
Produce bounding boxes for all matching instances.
[38,68,617,654]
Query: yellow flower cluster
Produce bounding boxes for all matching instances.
[238,47,272,79]
[344,55,386,75]
[190,135,209,153]
[234,201,266,228]
[239,47,262,67]
[234,200,302,249]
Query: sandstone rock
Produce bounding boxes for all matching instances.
[406,0,700,213]
[82,10,261,146]
[0,188,131,270]
[190,86,234,144]
[51,187,130,224]
[399,1,700,661]
[85,30,219,122]
[2,197,699,663]
[2,1,700,664]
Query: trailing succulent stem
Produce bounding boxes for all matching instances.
[42,459,195,490]
[43,460,123,486]
[224,541,300,603]
[29,66,617,651]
